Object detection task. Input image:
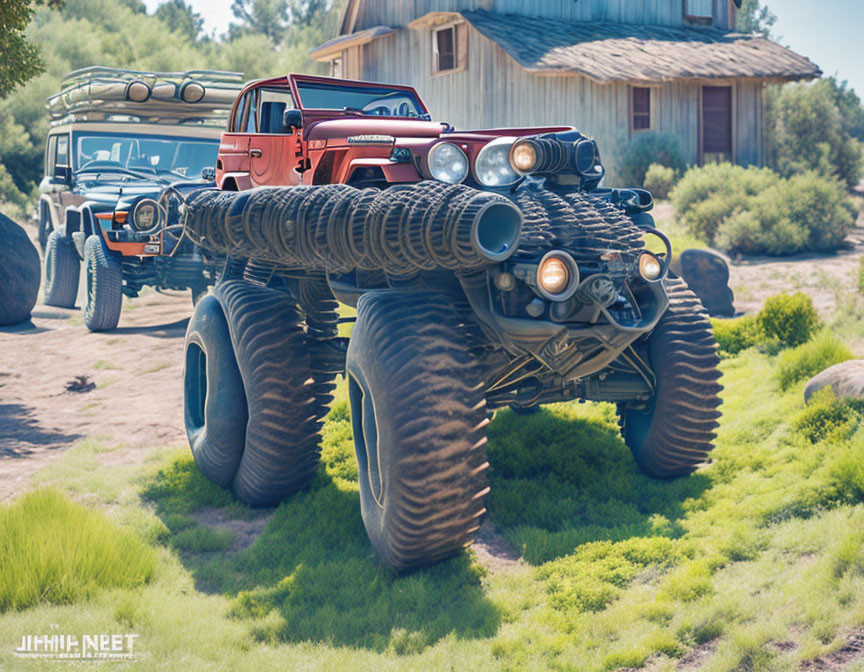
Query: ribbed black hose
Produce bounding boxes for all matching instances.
[184,181,521,273]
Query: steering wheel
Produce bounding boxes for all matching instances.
[396,102,411,117]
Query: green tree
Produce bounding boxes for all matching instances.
[0,0,63,98]
[772,81,863,189]
[736,0,777,37]
[287,0,332,28]
[820,76,864,142]
[155,0,204,41]
[230,0,288,43]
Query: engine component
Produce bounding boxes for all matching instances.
[183,181,523,274]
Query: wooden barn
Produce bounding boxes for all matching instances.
[311,0,821,181]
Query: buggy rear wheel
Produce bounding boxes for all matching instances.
[43,231,79,308]
[619,278,723,477]
[347,290,489,571]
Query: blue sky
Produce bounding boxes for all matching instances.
[144,1,864,97]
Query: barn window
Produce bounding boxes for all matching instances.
[432,23,467,75]
[684,0,714,24]
[631,87,652,132]
[702,86,733,164]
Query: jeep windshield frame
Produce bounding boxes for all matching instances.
[290,75,430,120]
[71,130,221,181]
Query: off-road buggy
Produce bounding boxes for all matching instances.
[180,75,723,571]
[39,67,243,331]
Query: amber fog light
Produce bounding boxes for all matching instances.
[510,140,538,174]
[638,251,663,282]
[537,251,580,301]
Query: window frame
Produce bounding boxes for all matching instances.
[45,135,57,177]
[683,0,715,25]
[431,21,467,76]
[630,86,653,135]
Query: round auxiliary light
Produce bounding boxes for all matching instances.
[125,80,152,103]
[637,251,663,283]
[180,81,206,104]
[536,250,580,301]
[475,136,521,187]
[131,198,162,234]
[427,141,469,184]
[510,139,539,175]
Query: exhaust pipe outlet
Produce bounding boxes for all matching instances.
[183,181,523,274]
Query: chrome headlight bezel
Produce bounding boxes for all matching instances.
[131,198,163,234]
[427,141,469,184]
[536,250,580,301]
[474,136,521,187]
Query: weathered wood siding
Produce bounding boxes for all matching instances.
[359,24,764,181]
[354,0,735,30]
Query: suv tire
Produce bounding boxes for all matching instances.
[183,280,329,506]
[347,290,489,571]
[83,234,123,331]
[43,230,80,308]
[619,278,723,478]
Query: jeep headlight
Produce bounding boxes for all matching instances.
[510,139,539,174]
[131,198,161,233]
[475,137,520,187]
[537,251,580,301]
[637,251,663,282]
[427,142,469,184]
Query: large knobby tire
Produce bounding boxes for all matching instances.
[347,290,489,572]
[183,294,249,487]
[43,230,80,308]
[83,234,123,331]
[619,278,723,477]
[38,202,53,252]
[183,280,328,506]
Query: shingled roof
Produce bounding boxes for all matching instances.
[460,9,821,84]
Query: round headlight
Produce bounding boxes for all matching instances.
[475,137,520,187]
[428,142,469,184]
[637,251,663,282]
[510,140,539,174]
[536,251,580,301]
[131,198,161,233]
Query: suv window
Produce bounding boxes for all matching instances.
[257,88,295,134]
[45,136,57,176]
[56,135,70,169]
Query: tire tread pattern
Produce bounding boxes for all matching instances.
[83,235,122,331]
[43,231,79,308]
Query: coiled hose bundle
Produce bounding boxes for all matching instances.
[184,181,523,274]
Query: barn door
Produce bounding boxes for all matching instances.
[701,86,733,164]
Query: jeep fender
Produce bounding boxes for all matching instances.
[218,172,253,191]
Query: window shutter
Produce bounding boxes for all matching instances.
[456,22,468,71]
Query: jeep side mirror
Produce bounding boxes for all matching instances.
[53,165,72,187]
[283,109,303,133]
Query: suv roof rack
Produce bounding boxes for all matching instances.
[47,67,245,127]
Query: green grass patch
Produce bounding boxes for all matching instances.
[776,330,854,390]
[0,489,154,612]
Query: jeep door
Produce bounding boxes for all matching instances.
[247,87,303,187]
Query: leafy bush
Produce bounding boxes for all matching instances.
[793,388,861,443]
[858,257,864,295]
[776,330,854,390]
[711,315,760,356]
[0,489,154,611]
[770,79,864,189]
[618,132,687,187]
[758,292,820,349]
[672,164,857,256]
[643,163,679,200]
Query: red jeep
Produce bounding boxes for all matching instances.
[181,74,722,571]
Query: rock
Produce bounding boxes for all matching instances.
[0,213,41,326]
[804,360,864,403]
[674,248,735,317]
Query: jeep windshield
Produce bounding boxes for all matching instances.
[73,132,220,180]
[294,80,429,120]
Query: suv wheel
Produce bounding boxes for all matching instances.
[82,234,123,331]
[43,230,80,308]
[619,278,723,477]
[183,280,329,506]
[347,290,489,571]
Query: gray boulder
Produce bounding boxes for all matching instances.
[0,213,41,326]
[804,360,864,403]
[673,248,735,317]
